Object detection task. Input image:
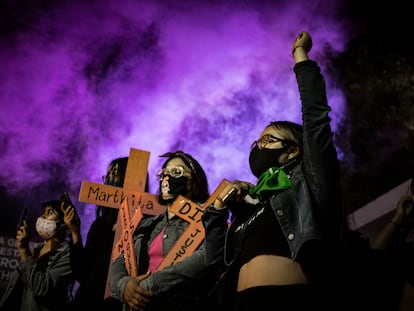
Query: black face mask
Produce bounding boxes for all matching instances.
[249,145,288,178]
[158,176,189,205]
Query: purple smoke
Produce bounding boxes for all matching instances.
[0,0,356,238]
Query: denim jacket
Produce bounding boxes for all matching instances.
[109,211,217,311]
[0,240,74,311]
[203,60,343,269]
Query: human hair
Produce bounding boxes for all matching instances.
[103,157,129,187]
[267,121,303,158]
[96,156,150,223]
[159,151,210,203]
[41,199,67,239]
[42,200,65,220]
[96,157,129,221]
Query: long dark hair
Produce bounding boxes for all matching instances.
[96,156,150,224]
[96,157,128,224]
[159,151,210,203]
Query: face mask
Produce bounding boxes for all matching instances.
[249,145,288,178]
[36,217,58,240]
[158,176,189,205]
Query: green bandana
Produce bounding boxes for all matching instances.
[248,167,292,200]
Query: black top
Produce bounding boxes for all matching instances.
[234,202,290,266]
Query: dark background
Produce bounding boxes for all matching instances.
[333,0,413,211]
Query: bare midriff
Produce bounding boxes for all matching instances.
[237,255,308,291]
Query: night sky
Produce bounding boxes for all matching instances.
[0,0,411,239]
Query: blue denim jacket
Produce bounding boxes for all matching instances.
[0,240,74,311]
[109,211,216,311]
[203,60,343,268]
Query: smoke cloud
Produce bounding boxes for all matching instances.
[0,0,355,237]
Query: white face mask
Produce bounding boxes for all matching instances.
[35,217,58,240]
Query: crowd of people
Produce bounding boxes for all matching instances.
[0,31,413,311]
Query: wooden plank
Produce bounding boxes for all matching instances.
[157,179,230,270]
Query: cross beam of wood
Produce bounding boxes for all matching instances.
[157,179,230,270]
[78,148,165,297]
[78,148,164,216]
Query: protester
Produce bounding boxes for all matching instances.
[370,180,414,311]
[0,200,74,311]
[64,157,131,310]
[202,31,343,311]
[398,184,414,311]
[109,150,219,311]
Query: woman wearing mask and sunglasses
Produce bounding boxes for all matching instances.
[201,31,344,311]
[109,151,220,311]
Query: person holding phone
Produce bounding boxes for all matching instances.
[0,200,74,311]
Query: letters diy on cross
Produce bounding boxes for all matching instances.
[157,180,229,270]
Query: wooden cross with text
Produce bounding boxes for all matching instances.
[78,148,165,296]
[78,147,230,297]
[156,179,229,270]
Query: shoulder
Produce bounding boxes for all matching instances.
[136,213,164,229]
[55,241,71,255]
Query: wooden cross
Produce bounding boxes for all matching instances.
[156,179,229,270]
[78,148,164,216]
[78,147,230,297]
[78,148,165,296]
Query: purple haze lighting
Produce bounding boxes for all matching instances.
[0,0,354,239]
